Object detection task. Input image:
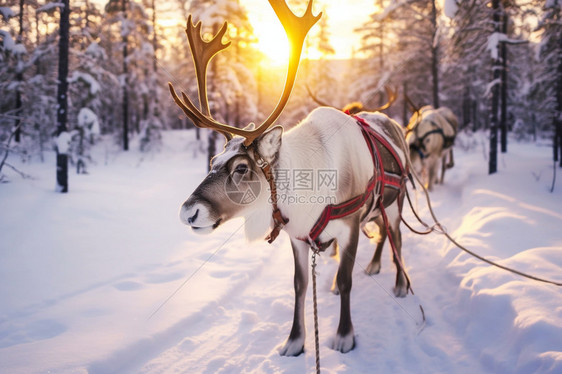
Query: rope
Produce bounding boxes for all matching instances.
[402,166,562,287]
[311,250,321,374]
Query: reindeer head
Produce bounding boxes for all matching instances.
[171,0,321,239]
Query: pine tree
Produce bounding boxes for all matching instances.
[536,0,562,168]
[355,0,444,117]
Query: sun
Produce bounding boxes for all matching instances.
[251,16,290,66]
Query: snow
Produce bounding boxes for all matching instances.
[0,130,561,373]
[486,32,526,60]
[54,131,72,154]
[36,2,65,14]
[0,30,15,52]
[487,32,508,60]
[70,72,101,95]
[86,42,106,60]
[12,43,27,56]
[0,7,15,20]
[77,107,100,135]
[443,0,459,18]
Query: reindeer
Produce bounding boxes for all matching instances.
[171,0,412,356]
[305,83,399,292]
[405,101,458,191]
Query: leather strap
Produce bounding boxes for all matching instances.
[255,153,289,244]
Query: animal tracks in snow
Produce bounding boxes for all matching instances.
[0,319,67,349]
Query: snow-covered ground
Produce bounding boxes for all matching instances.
[0,129,561,374]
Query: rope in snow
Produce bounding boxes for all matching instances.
[402,163,562,287]
[147,221,245,320]
[311,250,321,374]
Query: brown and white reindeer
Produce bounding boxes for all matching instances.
[405,101,458,191]
[171,0,412,356]
[305,83,400,290]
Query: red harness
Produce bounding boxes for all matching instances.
[305,116,406,245]
[302,115,412,292]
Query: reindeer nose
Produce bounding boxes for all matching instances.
[188,209,199,225]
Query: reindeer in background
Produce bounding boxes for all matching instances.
[405,100,458,191]
[306,84,397,115]
[171,0,412,356]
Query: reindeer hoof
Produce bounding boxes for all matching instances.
[279,337,304,356]
[365,261,381,275]
[331,332,355,353]
[393,285,408,298]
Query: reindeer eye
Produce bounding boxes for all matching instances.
[234,163,248,175]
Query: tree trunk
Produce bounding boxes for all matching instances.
[489,0,501,175]
[14,0,24,143]
[554,25,562,168]
[56,0,70,192]
[431,0,440,109]
[500,12,508,153]
[122,0,129,151]
[462,86,470,130]
[402,81,409,127]
[152,0,157,72]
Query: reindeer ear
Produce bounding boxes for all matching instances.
[256,126,283,163]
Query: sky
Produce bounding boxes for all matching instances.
[241,0,375,60]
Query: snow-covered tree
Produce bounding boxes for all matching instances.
[535,0,562,167]
[103,0,165,152]
[180,0,259,169]
[1,1,64,173]
[355,0,446,123]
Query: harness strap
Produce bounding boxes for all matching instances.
[255,153,289,244]
[302,115,413,293]
[414,124,456,154]
[305,116,406,246]
[361,117,412,294]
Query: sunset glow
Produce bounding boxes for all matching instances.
[252,18,290,65]
[242,0,372,60]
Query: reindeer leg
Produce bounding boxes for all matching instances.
[427,157,437,191]
[365,216,386,275]
[440,155,446,185]
[280,238,309,356]
[385,202,408,298]
[330,240,340,295]
[332,218,360,353]
[447,148,455,169]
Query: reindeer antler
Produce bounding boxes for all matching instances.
[305,83,331,107]
[404,94,422,130]
[169,0,322,146]
[306,84,397,113]
[404,93,420,113]
[375,86,397,111]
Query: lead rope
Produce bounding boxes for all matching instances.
[311,249,321,374]
[402,163,562,287]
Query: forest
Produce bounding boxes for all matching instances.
[0,0,561,187]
